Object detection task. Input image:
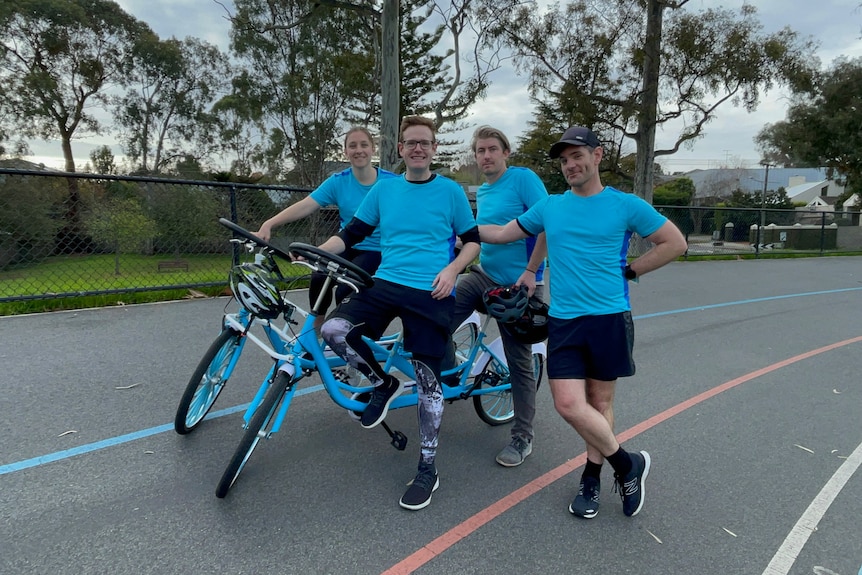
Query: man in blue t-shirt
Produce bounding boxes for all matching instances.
[447,126,548,468]
[317,115,480,511]
[479,126,687,520]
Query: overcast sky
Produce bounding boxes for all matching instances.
[23,0,862,175]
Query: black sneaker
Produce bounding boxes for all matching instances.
[614,450,651,517]
[360,375,403,429]
[399,462,440,510]
[569,475,600,519]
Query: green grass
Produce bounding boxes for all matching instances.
[0,252,309,315]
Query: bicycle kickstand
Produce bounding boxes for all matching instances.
[380,421,407,451]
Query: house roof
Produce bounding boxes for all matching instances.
[684,167,830,198]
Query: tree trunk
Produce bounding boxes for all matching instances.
[633,0,664,205]
[380,0,400,171]
[60,134,87,253]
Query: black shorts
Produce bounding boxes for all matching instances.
[309,248,381,314]
[546,311,635,381]
[331,278,454,359]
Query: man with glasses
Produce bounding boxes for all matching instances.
[317,115,480,510]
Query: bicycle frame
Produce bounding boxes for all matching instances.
[239,307,545,440]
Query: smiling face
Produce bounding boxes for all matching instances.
[558,144,603,194]
[344,129,375,169]
[474,137,510,183]
[398,124,437,175]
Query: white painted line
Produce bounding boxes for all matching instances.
[762,440,862,575]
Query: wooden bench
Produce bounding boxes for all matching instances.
[157,260,189,272]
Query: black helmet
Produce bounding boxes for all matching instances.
[483,284,530,324]
[501,296,549,344]
[229,263,284,319]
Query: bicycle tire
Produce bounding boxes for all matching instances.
[473,352,544,425]
[453,321,478,362]
[174,328,243,435]
[215,369,292,498]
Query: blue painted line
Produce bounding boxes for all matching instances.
[3,286,861,476]
[0,384,324,476]
[633,287,862,320]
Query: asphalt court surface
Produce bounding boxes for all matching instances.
[1,257,861,575]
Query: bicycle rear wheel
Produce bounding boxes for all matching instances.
[473,352,544,425]
[175,328,243,434]
[215,370,293,498]
[472,356,514,425]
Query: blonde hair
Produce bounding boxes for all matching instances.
[471,125,511,153]
[399,115,436,140]
[344,126,375,148]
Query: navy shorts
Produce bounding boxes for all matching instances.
[546,311,635,381]
[331,278,454,359]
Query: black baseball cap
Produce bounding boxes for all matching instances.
[549,126,601,158]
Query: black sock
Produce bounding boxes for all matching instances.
[583,459,603,480]
[606,447,632,478]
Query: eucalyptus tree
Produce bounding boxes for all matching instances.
[0,0,148,173]
[481,0,818,203]
[756,57,862,195]
[0,0,147,250]
[115,34,232,174]
[225,0,503,173]
[228,0,375,186]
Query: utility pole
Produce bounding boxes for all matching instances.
[756,161,772,257]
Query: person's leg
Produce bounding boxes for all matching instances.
[398,291,453,511]
[495,285,544,467]
[548,313,648,517]
[441,268,488,380]
[320,284,400,429]
[583,376,615,468]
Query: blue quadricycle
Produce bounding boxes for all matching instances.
[173,218,545,498]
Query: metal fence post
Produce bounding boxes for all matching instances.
[230,184,240,267]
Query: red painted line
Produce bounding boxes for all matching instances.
[381,335,862,575]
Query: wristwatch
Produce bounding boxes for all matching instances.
[624,264,637,280]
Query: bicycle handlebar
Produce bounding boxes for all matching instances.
[218,217,293,262]
[288,242,374,289]
[217,217,374,290]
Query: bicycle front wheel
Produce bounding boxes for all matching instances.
[175,328,243,435]
[453,320,478,362]
[215,370,292,498]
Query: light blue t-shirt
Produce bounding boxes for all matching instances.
[476,167,548,285]
[354,174,477,291]
[310,167,397,251]
[517,186,666,319]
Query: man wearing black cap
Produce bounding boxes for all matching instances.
[479,126,687,519]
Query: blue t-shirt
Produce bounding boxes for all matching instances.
[476,167,548,285]
[354,174,477,291]
[310,167,397,251]
[517,186,666,319]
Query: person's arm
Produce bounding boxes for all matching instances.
[515,232,547,296]
[479,219,530,245]
[256,196,321,241]
[431,227,481,300]
[627,220,687,278]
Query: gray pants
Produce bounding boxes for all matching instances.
[450,265,543,442]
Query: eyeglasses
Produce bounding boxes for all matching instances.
[401,139,435,150]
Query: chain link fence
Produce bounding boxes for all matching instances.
[1,168,860,311]
[0,169,339,307]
